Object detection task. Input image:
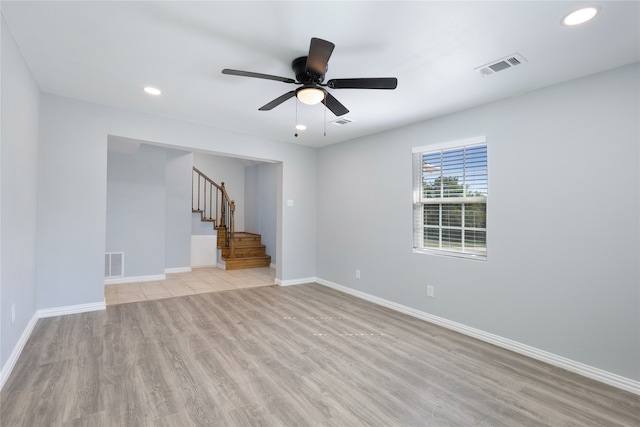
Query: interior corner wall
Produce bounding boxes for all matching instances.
[245,162,278,265]
[258,163,278,266]
[245,165,259,233]
[106,144,166,278]
[0,13,40,370]
[316,63,640,381]
[165,149,193,270]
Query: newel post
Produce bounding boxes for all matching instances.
[219,182,227,228]
[229,200,236,258]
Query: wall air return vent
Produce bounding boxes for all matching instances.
[331,117,354,126]
[475,53,527,77]
[105,252,124,278]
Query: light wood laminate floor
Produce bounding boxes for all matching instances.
[2,284,639,426]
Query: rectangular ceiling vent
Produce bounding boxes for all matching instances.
[105,252,124,278]
[331,117,354,126]
[475,53,527,77]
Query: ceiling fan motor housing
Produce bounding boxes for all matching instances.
[292,56,325,84]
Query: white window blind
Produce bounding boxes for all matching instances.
[413,139,488,259]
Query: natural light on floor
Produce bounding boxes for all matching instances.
[104,267,276,305]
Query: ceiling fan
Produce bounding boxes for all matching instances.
[222,38,398,117]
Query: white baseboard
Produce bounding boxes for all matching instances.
[165,267,191,274]
[0,313,38,391]
[37,301,106,318]
[277,277,316,287]
[270,263,276,270]
[315,277,640,395]
[105,274,165,285]
[1,300,105,391]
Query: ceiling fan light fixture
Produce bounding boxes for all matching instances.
[296,87,325,105]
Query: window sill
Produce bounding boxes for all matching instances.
[413,248,487,261]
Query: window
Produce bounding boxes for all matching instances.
[413,137,488,259]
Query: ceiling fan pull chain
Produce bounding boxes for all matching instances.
[323,92,327,137]
[294,98,299,138]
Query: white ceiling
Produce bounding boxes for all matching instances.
[2,1,639,148]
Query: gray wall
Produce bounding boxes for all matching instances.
[245,162,278,265]
[106,142,194,276]
[191,214,217,236]
[316,64,640,380]
[106,144,167,277]
[245,166,259,234]
[164,149,192,269]
[0,14,40,371]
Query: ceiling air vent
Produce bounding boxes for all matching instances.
[475,53,527,77]
[331,117,354,126]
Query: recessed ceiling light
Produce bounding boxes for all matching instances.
[562,7,599,26]
[295,124,307,131]
[143,86,162,96]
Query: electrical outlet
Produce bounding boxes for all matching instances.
[355,269,361,279]
[11,303,16,323]
[427,286,434,298]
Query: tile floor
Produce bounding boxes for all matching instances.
[105,267,276,305]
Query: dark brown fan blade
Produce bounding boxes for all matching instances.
[327,78,398,89]
[305,38,335,77]
[222,69,296,84]
[258,90,296,111]
[322,92,349,116]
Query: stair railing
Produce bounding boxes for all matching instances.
[192,167,235,258]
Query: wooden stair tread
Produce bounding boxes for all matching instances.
[224,255,270,260]
[232,233,261,239]
[223,254,271,270]
[193,209,217,225]
[221,246,266,255]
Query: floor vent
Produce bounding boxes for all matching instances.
[105,252,124,278]
[475,53,527,77]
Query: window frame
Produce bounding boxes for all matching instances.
[412,136,488,261]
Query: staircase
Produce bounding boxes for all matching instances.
[216,230,271,270]
[193,167,271,270]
